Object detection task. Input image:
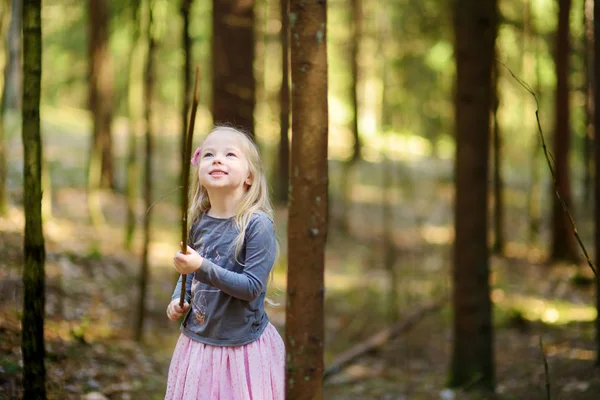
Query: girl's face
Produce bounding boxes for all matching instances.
[197,131,252,192]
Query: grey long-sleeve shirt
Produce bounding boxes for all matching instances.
[171,211,277,346]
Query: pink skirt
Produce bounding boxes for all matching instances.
[164,323,285,400]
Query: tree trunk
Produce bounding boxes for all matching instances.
[525,0,542,247]
[212,0,255,137]
[550,0,579,263]
[491,60,504,254]
[285,0,328,398]
[125,0,142,250]
[88,0,114,189]
[349,0,361,163]
[22,0,47,396]
[0,0,10,216]
[449,0,497,390]
[276,0,290,204]
[593,0,600,366]
[584,0,594,210]
[4,0,21,111]
[338,0,362,235]
[135,0,154,343]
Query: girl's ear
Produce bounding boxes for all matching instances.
[245,172,253,186]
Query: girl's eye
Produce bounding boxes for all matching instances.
[203,152,213,158]
[227,152,236,157]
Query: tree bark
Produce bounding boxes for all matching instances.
[584,0,594,210]
[135,0,154,342]
[125,0,142,250]
[491,60,504,254]
[593,0,600,366]
[449,0,497,390]
[276,0,290,204]
[4,0,21,111]
[88,0,114,189]
[22,0,47,396]
[550,0,579,263]
[285,0,328,398]
[212,0,255,137]
[0,0,11,216]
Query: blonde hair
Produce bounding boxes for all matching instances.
[188,125,276,262]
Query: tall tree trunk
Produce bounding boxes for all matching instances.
[377,2,396,322]
[338,0,362,234]
[22,0,46,396]
[285,0,328,398]
[349,0,361,163]
[449,0,497,390]
[0,0,10,216]
[584,0,594,210]
[550,0,579,263]
[525,0,542,247]
[125,0,142,250]
[88,0,114,189]
[491,60,504,254]
[212,0,255,137]
[593,0,600,366]
[4,0,21,111]
[135,0,154,342]
[276,0,290,204]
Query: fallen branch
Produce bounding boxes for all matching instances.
[323,296,449,380]
[499,60,598,279]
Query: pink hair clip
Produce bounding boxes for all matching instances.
[191,146,202,166]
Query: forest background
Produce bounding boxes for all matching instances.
[2,0,600,399]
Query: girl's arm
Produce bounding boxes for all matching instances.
[195,214,277,302]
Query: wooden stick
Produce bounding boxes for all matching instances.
[323,296,448,380]
[180,66,201,308]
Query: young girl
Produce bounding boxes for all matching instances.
[164,126,284,400]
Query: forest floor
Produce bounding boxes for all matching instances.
[1,189,600,400]
[2,112,600,399]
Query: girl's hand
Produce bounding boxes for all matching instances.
[173,244,203,275]
[166,299,189,321]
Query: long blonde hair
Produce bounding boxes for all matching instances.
[188,125,275,261]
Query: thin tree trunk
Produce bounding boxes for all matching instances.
[525,0,542,247]
[449,0,497,390]
[212,0,255,137]
[4,0,21,111]
[276,0,290,204]
[377,2,396,322]
[492,60,504,254]
[550,0,579,263]
[135,0,154,342]
[0,0,10,216]
[349,0,361,163]
[285,1,328,398]
[125,0,142,250]
[88,0,114,189]
[338,0,362,234]
[593,0,600,366]
[22,0,46,396]
[584,0,594,210]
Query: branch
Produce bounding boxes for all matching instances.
[498,60,598,279]
[323,296,448,380]
[180,66,201,308]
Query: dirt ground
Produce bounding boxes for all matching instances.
[1,185,600,400]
